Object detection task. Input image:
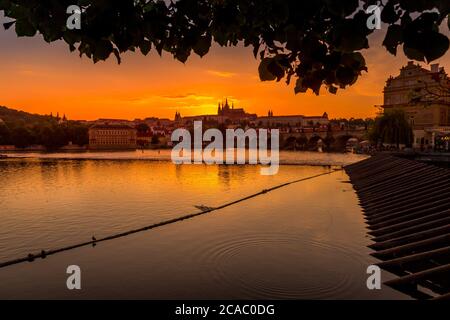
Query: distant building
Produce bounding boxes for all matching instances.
[382,61,450,150]
[88,123,137,149]
[181,114,221,124]
[94,118,134,125]
[58,114,67,124]
[144,117,173,128]
[257,111,329,127]
[174,111,182,123]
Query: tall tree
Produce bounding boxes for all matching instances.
[136,123,150,133]
[0,122,11,144]
[11,126,34,148]
[369,109,413,148]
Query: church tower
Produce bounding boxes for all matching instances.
[223,98,230,110]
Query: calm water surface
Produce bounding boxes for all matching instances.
[0,151,407,299]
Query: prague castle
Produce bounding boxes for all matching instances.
[217,98,255,120]
[175,98,328,128]
[177,98,257,125]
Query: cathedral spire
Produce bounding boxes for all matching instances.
[223,98,230,110]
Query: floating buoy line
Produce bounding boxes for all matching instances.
[0,168,343,269]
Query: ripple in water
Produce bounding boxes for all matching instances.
[192,232,367,299]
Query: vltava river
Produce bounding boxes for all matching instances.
[0,151,407,299]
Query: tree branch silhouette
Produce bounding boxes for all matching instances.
[1,0,449,95]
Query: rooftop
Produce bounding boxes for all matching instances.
[90,124,136,130]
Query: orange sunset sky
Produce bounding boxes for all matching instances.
[0,15,449,121]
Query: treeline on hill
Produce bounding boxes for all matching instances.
[0,106,88,150]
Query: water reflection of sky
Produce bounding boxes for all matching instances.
[0,154,407,299]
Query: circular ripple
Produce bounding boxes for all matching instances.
[192,232,367,299]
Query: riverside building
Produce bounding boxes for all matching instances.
[382,62,450,151]
[88,123,137,149]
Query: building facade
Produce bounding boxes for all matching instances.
[382,62,450,151]
[88,124,137,149]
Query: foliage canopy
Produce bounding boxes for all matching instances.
[1,0,449,95]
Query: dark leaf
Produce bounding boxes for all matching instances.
[267,60,285,82]
[139,40,151,56]
[15,19,36,37]
[3,20,15,30]
[294,78,308,94]
[423,32,449,62]
[403,46,425,61]
[258,57,277,81]
[383,25,403,55]
[381,2,399,24]
[336,66,357,87]
[193,35,211,57]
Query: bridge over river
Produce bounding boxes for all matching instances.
[280,129,368,150]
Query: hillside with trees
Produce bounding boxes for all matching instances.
[0,106,89,149]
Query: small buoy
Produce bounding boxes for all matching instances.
[27,253,34,262]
